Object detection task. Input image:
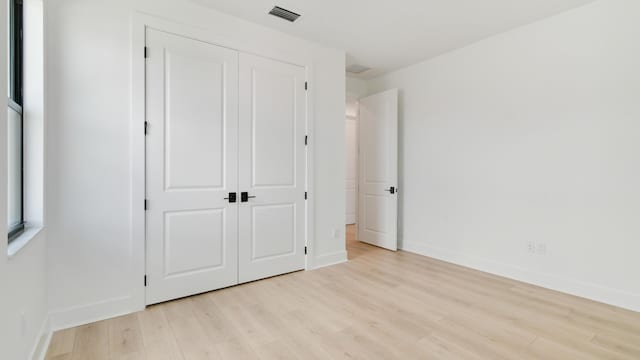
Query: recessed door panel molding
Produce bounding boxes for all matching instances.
[146,29,239,305]
[250,66,299,188]
[363,108,389,184]
[164,50,226,191]
[364,195,388,234]
[358,89,398,251]
[238,53,307,284]
[251,203,296,261]
[164,209,226,277]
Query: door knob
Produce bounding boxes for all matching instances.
[224,192,237,203]
[241,192,257,202]
[384,187,396,194]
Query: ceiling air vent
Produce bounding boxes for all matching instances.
[346,64,371,74]
[269,6,301,22]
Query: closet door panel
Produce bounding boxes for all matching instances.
[238,53,307,283]
[146,29,239,305]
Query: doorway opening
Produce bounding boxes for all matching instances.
[344,86,399,258]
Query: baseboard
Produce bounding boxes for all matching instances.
[49,296,139,331]
[30,316,51,360]
[312,250,348,270]
[401,240,640,313]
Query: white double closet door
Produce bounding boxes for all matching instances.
[145,29,307,305]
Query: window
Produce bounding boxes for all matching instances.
[8,0,24,242]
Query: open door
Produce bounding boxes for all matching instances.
[357,89,398,251]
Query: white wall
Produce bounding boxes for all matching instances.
[347,76,368,101]
[368,0,640,311]
[1,0,49,359]
[45,0,346,329]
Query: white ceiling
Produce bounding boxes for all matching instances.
[192,0,595,79]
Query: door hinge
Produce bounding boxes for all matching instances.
[304,191,308,200]
[144,46,149,58]
[144,199,148,210]
[304,246,307,255]
[144,275,147,287]
[304,135,308,146]
[144,121,148,135]
[305,82,308,91]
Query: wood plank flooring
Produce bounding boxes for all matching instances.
[46,225,640,359]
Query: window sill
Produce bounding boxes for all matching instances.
[7,226,44,259]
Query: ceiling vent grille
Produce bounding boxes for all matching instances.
[269,6,301,22]
[346,64,371,74]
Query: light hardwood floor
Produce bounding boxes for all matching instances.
[46,225,640,359]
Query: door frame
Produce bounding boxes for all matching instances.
[130,12,316,309]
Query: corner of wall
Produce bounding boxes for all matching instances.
[48,295,140,331]
[346,76,369,100]
[400,240,640,313]
[313,250,348,270]
[30,316,51,360]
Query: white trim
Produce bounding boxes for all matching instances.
[130,11,147,315]
[7,226,44,258]
[311,250,348,270]
[29,316,51,360]
[401,240,640,312]
[49,296,134,331]
[305,64,316,270]
[131,12,317,306]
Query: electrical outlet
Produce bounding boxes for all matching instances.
[526,242,536,254]
[333,228,340,239]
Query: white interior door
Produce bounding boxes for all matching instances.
[238,53,307,283]
[146,29,239,304]
[358,89,398,251]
